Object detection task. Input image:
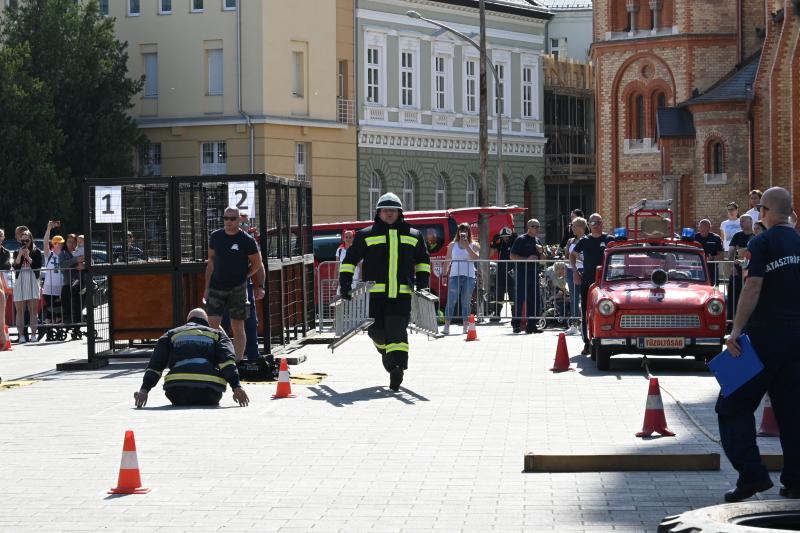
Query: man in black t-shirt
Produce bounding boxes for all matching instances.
[570,213,614,355]
[490,226,516,319]
[510,220,544,334]
[694,219,724,285]
[726,215,754,319]
[717,187,800,503]
[205,207,264,360]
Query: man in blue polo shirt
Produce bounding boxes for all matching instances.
[718,187,800,502]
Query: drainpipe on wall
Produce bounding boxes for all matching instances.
[236,1,254,173]
[354,0,360,219]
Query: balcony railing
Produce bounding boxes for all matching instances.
[337,98,354,125]
[545,153,596,175]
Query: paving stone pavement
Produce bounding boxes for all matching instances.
[0,324,786,532]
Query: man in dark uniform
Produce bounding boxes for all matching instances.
[719,187,800,502]
[339,193,431,391]
[134,308,250,408]
[510,219,544,334]
[694,219,724,286]
[570,212,614,355]
[489,226,516,320]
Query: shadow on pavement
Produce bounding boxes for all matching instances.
[571,352,711,378]
[307,384,429,407]
[138,404,240,410]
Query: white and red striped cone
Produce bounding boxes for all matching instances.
[636,378,675,437]
[271,357,295,399]
[757,393,780,437]
[465,314,479,342]
[108,430,151,494]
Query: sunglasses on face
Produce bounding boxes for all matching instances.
[223,216,239,221]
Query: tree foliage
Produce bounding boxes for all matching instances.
[0,0,143,234]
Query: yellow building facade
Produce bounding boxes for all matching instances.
[109,0,357,222]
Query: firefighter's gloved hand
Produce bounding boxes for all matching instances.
[340,286,352,301]
[416,274,430,291]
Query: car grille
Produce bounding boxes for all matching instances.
[620,314,701,329]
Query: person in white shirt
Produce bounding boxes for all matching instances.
[42,221,65,324]
[720,202,741,252]
[336,230,359,290]
[744,189,762,223]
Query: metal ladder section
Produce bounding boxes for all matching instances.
[329,282,375,352]
[409,289,441,338]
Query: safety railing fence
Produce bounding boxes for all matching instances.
[314,258,743,333]
[2,266,91,343]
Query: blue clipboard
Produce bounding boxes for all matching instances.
[708,335,764,397]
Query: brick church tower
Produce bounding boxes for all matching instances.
[592,0,767,227]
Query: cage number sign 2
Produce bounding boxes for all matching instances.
[228,181,255,218]
[95,186,123,224]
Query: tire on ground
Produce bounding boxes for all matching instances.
[658,500,800,532]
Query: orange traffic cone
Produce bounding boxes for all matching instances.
[465,314,479,342]
[109,430,151,494]
[636,378,675,437]
[550,332,573,372]
[271,357,295,399]
[2,325,10,351]
[757,393,780,437]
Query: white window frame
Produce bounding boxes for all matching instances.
[201,141,227,175]
[128,0,140,16]
[398,37,420,110]
[492,50,511,117]
[466,175,477,207]
[369,172,382,210]
[400,51,415,108]
[159,0,171,14]
[431,42,454,113]
[363,31,387,106]
[191,0,203,13]
[550,37,560,59]
[521,55,539,119]
[292,51,305,97]
[143,53,158,98]
[207,48,223,96]
[435,175,447,210]
[223,0,237,10]
[140,143,162,176]
[463,54,478,115]
[402,174,415,211]
[295,143,308,181]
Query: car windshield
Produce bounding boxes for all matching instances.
[605,250,707,282]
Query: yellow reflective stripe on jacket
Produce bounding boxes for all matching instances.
[385,342,409,353]
[164,373,228,386]
[388,229,399,298]
[415,263,431,273]
[365,235,387,246]
[217,360,235,370]
[340,263,356,274]
[171,329,219,341]
[373,341,386,350]
[145,368,161,377]
[369,283,386,293]
[400,235,418,246]
[399,285,412,294]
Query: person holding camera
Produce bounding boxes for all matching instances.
[443,223,480,335]
[42,221,65,323]
[12,230,43,343]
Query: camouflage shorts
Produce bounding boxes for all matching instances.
[205,283,250,321]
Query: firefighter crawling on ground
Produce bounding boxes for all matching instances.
[338,193,431,391]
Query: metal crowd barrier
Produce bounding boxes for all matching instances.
[2,266,92,342]
[314,258,742,333]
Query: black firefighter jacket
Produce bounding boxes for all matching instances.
[339,214,431,298]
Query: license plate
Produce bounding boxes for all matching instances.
[638,337,685,349]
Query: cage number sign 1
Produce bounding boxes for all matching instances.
[228,181,255,217]
[95,186,123,224]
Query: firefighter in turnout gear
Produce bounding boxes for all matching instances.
[339,193,431,391]
[134,308,250,407]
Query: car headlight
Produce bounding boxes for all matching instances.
[706,299,724,316]
[598,299,616,316]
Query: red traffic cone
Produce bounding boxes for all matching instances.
[757,393,780,437]
[465,314,479,342]
[272,357,295,399]
[636,378,675,437]
[550,332,574,372]
[109,430,151,494]
[2,325,11,351]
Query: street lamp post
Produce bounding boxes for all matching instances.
[406,10,504,206]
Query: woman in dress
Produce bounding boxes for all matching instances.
[12,230,43,343]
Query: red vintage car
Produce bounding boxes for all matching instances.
[586,201,726,370]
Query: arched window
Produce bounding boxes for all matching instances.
[435,174,447,210]
[711,141,725,174]
[402,173,415,211]
[652,91,666,138]
[466,175,477,207]
[628,92,645,140]
[369,171,382,211]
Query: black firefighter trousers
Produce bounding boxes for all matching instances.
[367,294,411,373]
